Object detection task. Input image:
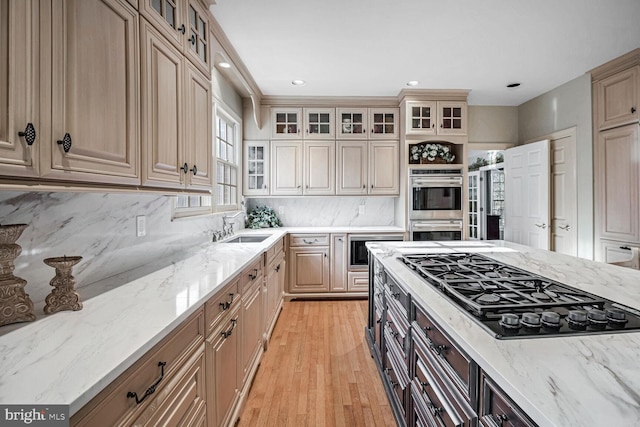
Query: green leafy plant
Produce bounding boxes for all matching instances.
[410,143,456,163]
[245,205,282,229]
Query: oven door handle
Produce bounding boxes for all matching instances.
[413,222,463,229]
[412,177,463,186]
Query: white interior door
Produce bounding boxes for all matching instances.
[550,131,578,256]
[505,140,550,249]
[468,171,481,239]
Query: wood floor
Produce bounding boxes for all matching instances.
[237,300,396,427]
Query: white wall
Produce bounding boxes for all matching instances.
[517,73,593,259]
[468,106,518,144]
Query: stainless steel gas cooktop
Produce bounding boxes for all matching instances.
[400,253,640,339]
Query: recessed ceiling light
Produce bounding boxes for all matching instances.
[506,82,521,88]
[407,80,419,87]
[292,79,306,86]
[218,61,231,69]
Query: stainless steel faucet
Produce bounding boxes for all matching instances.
[221,211,245,238]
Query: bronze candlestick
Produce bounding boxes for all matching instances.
[0,224,36,326]
[43,255,83,314]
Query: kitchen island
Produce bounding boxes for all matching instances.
[366,240,640,427]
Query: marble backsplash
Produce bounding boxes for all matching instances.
[246,197,396,227]
[0,191,241,313]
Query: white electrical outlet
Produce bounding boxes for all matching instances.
[358,205,365,215]
[278,206,284,215]
[136,215,146,237]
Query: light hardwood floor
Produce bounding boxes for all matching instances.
[237,300,396,426]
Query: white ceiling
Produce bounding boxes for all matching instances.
[210,0,640,106]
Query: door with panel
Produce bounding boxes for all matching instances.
[0,0,39,177]
[183,61,212,189]
[303,140,335,195]
[288,247,330,293]
[369,141,399,195]
[336,140,367,195]
[45,0,140,184]
[550,129,578,256]
[270,141,302,195]
[595,66,638,131]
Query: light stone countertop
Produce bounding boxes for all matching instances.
[367,240,640,427]
[0,226,403,416]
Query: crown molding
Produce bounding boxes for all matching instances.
[397,89,470,103]
[261,96,400,107]
[590,48,640,81]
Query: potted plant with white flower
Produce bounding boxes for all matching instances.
[409,143,456,164]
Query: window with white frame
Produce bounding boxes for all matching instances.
[215,108,239,210]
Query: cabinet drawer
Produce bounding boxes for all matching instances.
[289,233,330,246]
[130,346,207,427]
[265,237,285,264]
[72,309,205,427]
[383,348,408,419]
[413,336,476,427]
[413,304,474,400]
[241,258,263,293]
[385,274,410,318]
[479,371,535,427]
[385,301,410,355]
[205,279,240,335]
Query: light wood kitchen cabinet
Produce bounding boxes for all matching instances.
[43,0,140,185]
[304,140,335,195]
[594,124,639,243]
[594,66,639,131]
[330,234,347,291]
[599,239,639,264]
[405,101,467,136]
[0,0,39,178]
[271,108,302,139]
[288,234,330,293]
[303,108,335,139]
[264,238,285,344]
[335,107,399,139]
[244,140,269,195]
[270,140,302,195]
[71,309,206,427]
[139,0,210,77]
[336,140,399,195]
[347,271,369,292]
[240,258,263,385]
[140,18,212,190]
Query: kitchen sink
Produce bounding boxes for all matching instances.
[223,235,270,243]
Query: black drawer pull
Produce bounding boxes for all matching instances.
[392,292,401,299]
[57,133,72,152]
[275,263,281,272]
[620,246,631,250]
[219,293,234,311]
[18,122,36,146]
[126,361,166,405]
[249,268,258,280]
[221,318,237,338]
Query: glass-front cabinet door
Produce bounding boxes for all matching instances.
[369,108,399,139]
[438,102,467,135]
[406,101,437,135]
[185,1,209,74]
[244,141,269,195]
[303,108,334,139]
[271,108,302,139]
[336,108,367,139]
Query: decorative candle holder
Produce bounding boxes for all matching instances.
[0,224,36,327]
[43,255,83,314]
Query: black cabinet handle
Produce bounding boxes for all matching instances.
[632,107,636,114]
[57,133,72,152]
[188,35,196,45]
[178,24,186,34]
[219,293,234,311]
[221,318,237,339]
[249,269,258,280]
[620,246,631,250]
[180,163,189,174]
[190,164,198,175]
[18,123,36,146]
[275,264,281,272]
[126,361,166,405]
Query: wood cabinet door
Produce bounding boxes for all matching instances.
[46,0,140,184]
[140,18,184,188]
[0,0,39,177]
[336,108,368,139]
[244,141,269,195]
[336,140,367,195]
[596,67,638,131]
[437,101,467,135]
[139,0,184,50]
[241,282,262,384]
[264,256,281,337]
[288,247,330,293]
[184,62,212,189]
[183,0,210,77]
[330,234,347,292]
[347,272,369,293]
[207,309,240,427]
[595,125,639,242]
[303,140,335,195]
[369,141,399,195]
[270,141,302,195]
[271,108,302,139]
[369,108,399,139]
[303,107,334,139]
[406,101,437,136]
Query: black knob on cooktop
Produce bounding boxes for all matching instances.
[606,308,628,324]
[500,313,520,328]
[521,312,541,328]
[568,310,588,324]
[587,309,608,324]
[541,311,561,328]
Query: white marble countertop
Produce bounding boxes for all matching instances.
[367,240,640,427]
[0,226,404,416]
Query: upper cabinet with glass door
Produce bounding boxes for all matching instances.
[406,101,467,136]
[369,108,399,139]
[244,141,269,196]
[140,0,210,76]
[303,108,334,139]
[336,108,399,139]
[271,108,302,139]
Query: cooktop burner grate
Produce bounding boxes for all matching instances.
[400,252,640,339]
